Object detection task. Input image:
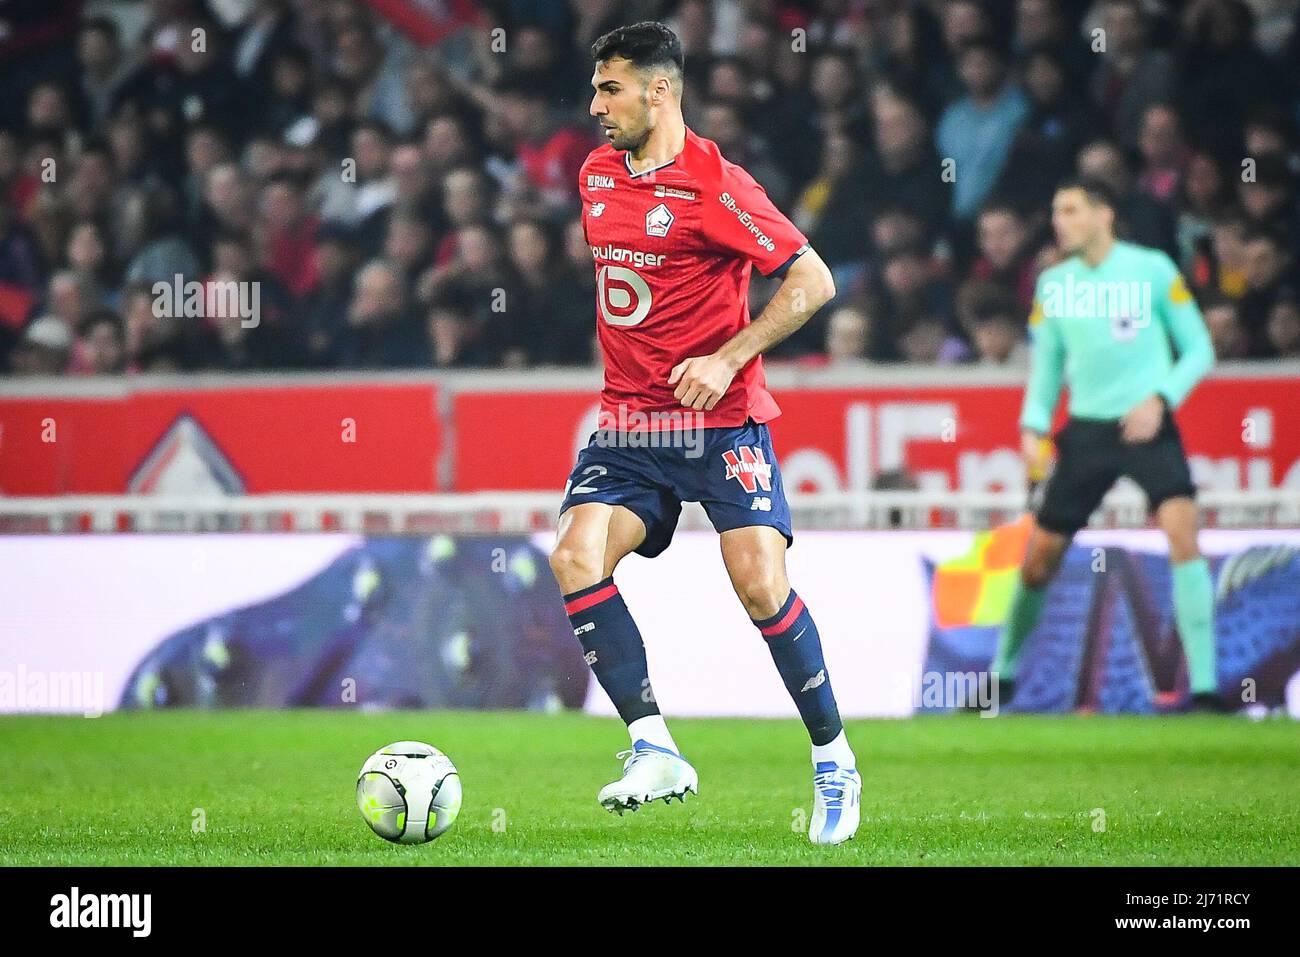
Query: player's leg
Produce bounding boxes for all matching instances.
[993,420,1119,700]
[718,525,859,844]
[695,420,859,842]
[991,521,1071,693]
[552,502,661,732]
[553,459,696,810]
[720,527,846,752]
[1127,413,1219,705]
[1154,497,1217,701]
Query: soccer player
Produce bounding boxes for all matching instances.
[549,22,859,844]
[993,177,1220,712]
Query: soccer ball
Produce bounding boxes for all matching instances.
[356,741,462,844]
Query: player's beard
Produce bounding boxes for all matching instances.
[610,97,653,154]
[1058,226,1092,258]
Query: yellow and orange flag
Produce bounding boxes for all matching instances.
[931,516,1032,629]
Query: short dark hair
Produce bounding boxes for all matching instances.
[592,21,684,76]
[1056,176,1118,210]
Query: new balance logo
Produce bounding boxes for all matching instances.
[589,202,605,217]
[801,669,826,693]
[750,496,772,511]
[583,650,598,665]
[575,623,595,637]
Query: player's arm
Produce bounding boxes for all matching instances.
[669,162,826,411]
[1120,259,1214,443]
[1155,265,1214,408]
[1018,290,1066,471]
[669,249,834,411]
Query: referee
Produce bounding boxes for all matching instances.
[992,177,1221,712]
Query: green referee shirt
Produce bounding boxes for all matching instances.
[1019,240,1215,433]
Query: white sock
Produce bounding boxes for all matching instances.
[811,730,855,768]
[628,715,678,753]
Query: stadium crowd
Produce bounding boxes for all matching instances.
[1,0,1299,376]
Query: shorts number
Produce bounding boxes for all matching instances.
[570,465,607,495]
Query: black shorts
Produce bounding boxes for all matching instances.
[1036,410,1196,537]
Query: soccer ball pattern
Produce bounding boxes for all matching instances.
[356,741,461,844]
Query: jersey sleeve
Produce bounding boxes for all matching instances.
[1019,274,1067,434]
[701,161,809,277]
[1152,253,1214,409]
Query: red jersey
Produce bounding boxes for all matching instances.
[578,127,809,429]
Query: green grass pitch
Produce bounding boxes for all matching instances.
[0,711,1296,866]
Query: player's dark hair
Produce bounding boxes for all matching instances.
[592,21,684,77]
[1056,176,1118,210]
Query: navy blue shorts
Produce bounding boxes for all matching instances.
[559,419,793,558]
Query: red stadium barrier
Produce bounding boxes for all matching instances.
[0,379,442,495]
[450,371,1300,494]
[1,366,1297,497]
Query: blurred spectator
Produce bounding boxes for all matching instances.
[1088,0,1175,151]
[262,174,320,298]
[1266,292,1300,358]
[295,222,359,367]
[1201,295,1251,360]
[1176,151,1231,281]
[1239,228,1297,354]
[506,219,586,366]
[898,312,969,364]
[75,16,141,130]
[1135,104,1187,206]
[824,304,872,365]
[0,1,1294,375]
[1179,0,1288,157]
[1209,215,1250,299]
[696,99,789,206]
[12,314,72,375]
[75,308,127,375]
[967,288,1029,367]
[1075,139,1175,254]
[1237,153,1299,249]
[792,129,871,283]
[492,78,593,216]
[996,46,1102,215]
[339,259,424,368]
[936,40,1030,223]
[970,204,1037,312]
[868,87,951,239]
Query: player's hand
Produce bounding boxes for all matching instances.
[668,354,738,412]
[1021,430,1052,482]
[1120,394,1165,444]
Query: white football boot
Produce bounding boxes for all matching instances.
[598,740,698,814]
[809,760,862,845]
